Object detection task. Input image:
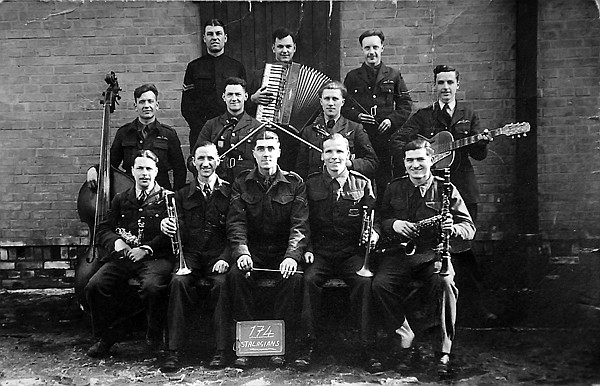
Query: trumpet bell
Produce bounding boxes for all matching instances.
[356,267,374,277]
[175,266,191,276]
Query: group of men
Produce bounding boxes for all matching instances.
[83,19,493,378]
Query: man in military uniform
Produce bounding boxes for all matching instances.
[159,141,232,372]
[372,139,475,377]
[227,130,308,368]
[194,77,264,182]
[181,19,246,149]
[85,150,174,358]
[296,133,380,371]
[342,29,412,201]
[295,81,378,179]
[87,83,186,191]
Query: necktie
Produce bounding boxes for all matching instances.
[138,191,147,204]
[142,125,149,139]
[443,104,452,120]
[326,120,335,130]
[203,184,211,199]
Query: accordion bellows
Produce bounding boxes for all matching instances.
[256,62,332,131]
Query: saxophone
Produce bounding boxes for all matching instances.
[435,168,452,276]
[374,214,444,256]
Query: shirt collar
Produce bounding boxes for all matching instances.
[196,174,218,192]
[328,168,349,189]
[136,182,158,199]
[411,174,434,197]
[438,100,456,115]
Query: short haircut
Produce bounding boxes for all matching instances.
[204,18,226,32]
[359,29,385,45]
[403,138,434,157]
[323,132,350,151]
[134,149,159,165]
[318,81,347,98]
[253,130,280,148]
[192,141,218,158]
[272,27,295,43]
[223,76,247,92]
[433,64,460,82]
[133,84,158,102]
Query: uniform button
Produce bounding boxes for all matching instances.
[372,95,376,98]
[139,208,143,212]
[464,131,469,134]
[354,89,358,93]
[430,132,434,136]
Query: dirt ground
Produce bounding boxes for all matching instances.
[1,289,600,386]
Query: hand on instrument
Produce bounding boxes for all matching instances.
[369,230,380,249]
[86,167,98,190]
[377,118,392,134]
[479,129,493,144]
[237,254,253,271]
[160,217,177,237]
[212,259,229,274]
[114,239,129,253]
[127,247,148,263]
[251,86,274,105]
[279,257,298,279]
[441,212,454,233]
[358,113,377,126]
[303,251,314,264]
[392,220,419,239]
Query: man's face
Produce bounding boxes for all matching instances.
[361,35,384,67]
[135,91,159,122]
[435,71,459,104]
[203,25,227,55]
[404,148,433,181]
[320,89,345,121]
[253,138,280,172]
[272,35,296,63]
[193,145,220,180]
[222,84,247,115]
[132,156,158,190]
[321,137,349,175]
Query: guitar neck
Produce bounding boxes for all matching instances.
[435,128,501,153]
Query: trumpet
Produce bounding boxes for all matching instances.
[165,192,191,276]
[356,206,375,277]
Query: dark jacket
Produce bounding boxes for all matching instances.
[197,112,264,182]
[379,175,475,263]
[227,167,309,264]
[110,119,186,191]
[342,62,412,148]
[295,115,379,179]
[305,170,376,255]
[181,54,246,129]
[173,178,231,269]
[96,185,173,260]
[389,102,487,204]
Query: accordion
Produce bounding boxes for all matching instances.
[256,62,332,130]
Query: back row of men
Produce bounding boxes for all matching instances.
[84,21,492,377]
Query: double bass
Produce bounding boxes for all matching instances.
[75,72,133,311]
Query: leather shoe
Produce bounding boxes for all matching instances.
[437,353,452,378]
[87,340,113,358]
[233,356,250,368]
[270,355,285,367]
[293,339,314,370]
[366,357,383,373]
[395,346,420,372]
[209,350,226,368]
[160,351,180,373]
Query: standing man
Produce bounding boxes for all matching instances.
[194,77,264,182]
[372,139,475,376]
[296,133,380,372]
[248,27,302,172]
[182,19,246,151]
[390,65,495,322]
[227,130,308,368]
[295,81,379,179]
[159,141,233,372]
[87,84,186,191]
[86,150,174,358]
[342,29,412,201]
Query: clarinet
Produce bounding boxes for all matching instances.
[435,168,452,276]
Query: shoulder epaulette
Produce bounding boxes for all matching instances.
[306,171,322,180]
[282,170,303,182]
[348,169,369,180]
[389,175,409,183]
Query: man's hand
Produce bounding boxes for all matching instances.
[212,259,229,274]
[369,230,380,249]
[251,86,274,105]
[279,257,298,279]
[377,118,392,134]
[127,247,148,263]
[160,217,176,238]
[441,212,454,233]
[86,167,98,190]
[358,113,377,126]
[392,220,419,239]
[114,239,129,252]
[237,254,253,271]
[303,251,314,264]
[479,129,493,144]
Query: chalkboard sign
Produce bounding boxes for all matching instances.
[235,320,285,357]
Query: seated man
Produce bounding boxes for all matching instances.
[159,141,232,372]
[297,133,380,372]
[86,149,174,358]
[295,81,378,180]
[371,139,475,377]
[227,130,308,368]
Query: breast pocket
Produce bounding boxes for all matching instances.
[381,81,395,106]
[122,139,139,169]
[339,190,364,217]
[272,194,294,223]
[153,138,170,168]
